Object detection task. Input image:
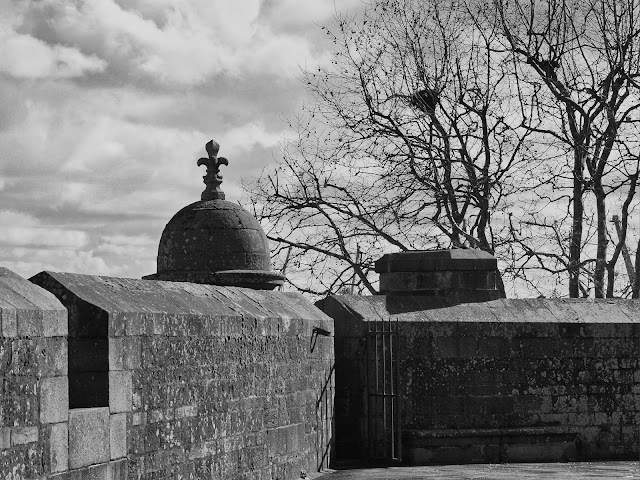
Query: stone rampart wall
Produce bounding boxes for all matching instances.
[0,268,68,479]
[319,295,640,465]
[30,272,334,480]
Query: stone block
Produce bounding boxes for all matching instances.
[109,371,132,413]
[375,249,497,273]
[43,309,68,337]
[11,425,38,445]
[109,312,126,337]
[109,338,123,371]
[1,307,17,338]
[435,337,457,358]
[17,308,43,337]
[110,413,127,460]
[79,463,109,480]
[175,405,197,419]
[68,407,110,469]
[41,376,69,424]
[50,422,69,473]
[39,337,69,376]
[0,427,10,448]
[108,458,128,480]
[123,337,141,370]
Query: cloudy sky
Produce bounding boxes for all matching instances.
[0,0,362,280]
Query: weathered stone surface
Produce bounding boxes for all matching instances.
[108,371,132,413]
[0,268,67,339]
[30,271,333,479]
[320,294,640,464]
[109,337,123,371]
[375,249,498,273]
[68,407,110,469]
[375,250,503,298]
[0,270,69,480]
[40,376,69,424]
[110,413,127,460]
[49,422,69,473]
[379,271,498,293]
[1,306,17,337]
[143,199,285,289]
[0,427,10,448]
[10,426,38,445]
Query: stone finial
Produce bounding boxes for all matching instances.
[197,139,228,200]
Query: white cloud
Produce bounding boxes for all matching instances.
[96,234,156,257]
[220,121,282,153]
[0,29,106,79]
[0,211,88,248]
[261,0,362,29]
[6,247,113,279]
[0,0,347,281]
[11,0,329,86]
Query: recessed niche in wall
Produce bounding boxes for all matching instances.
[29,272,110,409]
[67,299,109,408]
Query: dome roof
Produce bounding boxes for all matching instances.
[143,140,285,289]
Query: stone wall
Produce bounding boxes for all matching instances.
[30,272,334,480]
[0,268,68,479]
[319,294,640,465]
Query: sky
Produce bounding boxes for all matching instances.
[0,0,363,280]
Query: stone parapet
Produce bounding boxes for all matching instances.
[30,271,334,479]
[375,250,503,299]
[319,294,640,464]
[0,267,69,479]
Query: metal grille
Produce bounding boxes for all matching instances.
[365,316,400,461]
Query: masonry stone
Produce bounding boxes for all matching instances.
[109,413,126,460]
[49,422,69,473]
[10,426,38,446]
[68,407,110,469]
[6,139,640,478]
[1,306,17,337]
[108,371,132,413]
[319,293,640,464]
[0,427,10,449]
[40,376,69,424]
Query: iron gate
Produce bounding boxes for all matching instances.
[365,316,400,461]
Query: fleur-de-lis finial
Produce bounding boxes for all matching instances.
[197,139,229,200]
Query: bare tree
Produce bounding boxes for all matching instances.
[495,0,640,297]
[247,0,538,296]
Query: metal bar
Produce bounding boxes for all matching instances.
[365,324,371,458]
[382,316,387,457]
[390,316,395,459]
[395,316,401,460]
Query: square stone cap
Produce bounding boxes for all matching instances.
[374,249,497,273]
[0,266,65,311]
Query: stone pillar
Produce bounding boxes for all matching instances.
[375,249,504,301]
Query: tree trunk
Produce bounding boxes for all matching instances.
[633,237,640,299]
[593,183,607,298]
[569,155,584,298]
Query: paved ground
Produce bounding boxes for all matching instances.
[314,462,640,479]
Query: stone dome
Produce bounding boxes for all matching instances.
[143,139,285,289]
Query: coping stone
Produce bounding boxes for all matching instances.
[0,267,67,337]
[375,249,497,273]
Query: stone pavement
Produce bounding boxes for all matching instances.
[314,461,640,479]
